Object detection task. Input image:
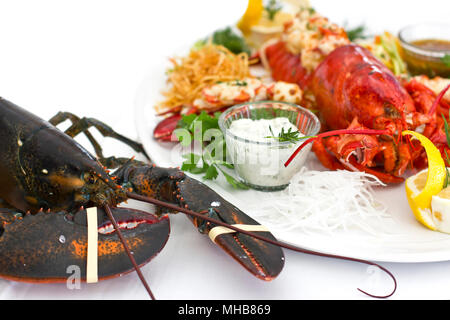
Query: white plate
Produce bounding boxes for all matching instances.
[134,51,450,264]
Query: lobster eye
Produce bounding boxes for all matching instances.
[83,172,96,184]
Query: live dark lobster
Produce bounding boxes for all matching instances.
[0,97,397,298]
[0,97,283,287]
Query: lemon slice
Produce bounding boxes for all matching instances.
[405,169,437,230]
[431,187,450,233]
[237,0,264,35]
[403,131,447,230]
[244,10,293,48]
[255,10,293,29]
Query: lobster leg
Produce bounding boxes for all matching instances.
[312,138,346,171]
[113,162,285,281]
[344,158,404,184]
[312,136,405,184]
[49,112,150,160]
[49,112,106,159]
[0,208,20,226]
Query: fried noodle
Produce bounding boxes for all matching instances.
[155,43,252,114]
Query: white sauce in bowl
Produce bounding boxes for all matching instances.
[226,117,310,190]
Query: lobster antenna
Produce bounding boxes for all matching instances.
[127,192,397,299]
[103,204,155,300]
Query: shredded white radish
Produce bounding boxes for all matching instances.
[247,168,397,237]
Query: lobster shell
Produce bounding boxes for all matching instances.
[310,44,416,131]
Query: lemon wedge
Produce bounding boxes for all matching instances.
[405,169,438,230]
[431,187,450,233]
[403,130,447,231]
[237,0,264,36]
[243,10,293,48]
[256,10,293,29]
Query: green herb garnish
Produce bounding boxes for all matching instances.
[265,125,316,143]
[442,114,450,148]
[442,54,450,67]
[219,80,249,86]
[180,150,248,190]
[175,111,248,190]
[345,24,368,42]
[265,0,282,21]
[194,27,251,55]
[444,149,450,188]
[212,27,251,55]
[233,80,248,86]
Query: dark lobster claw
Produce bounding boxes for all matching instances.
[0,207,169,282]
[114,163,285,281]
[176,177,285,281]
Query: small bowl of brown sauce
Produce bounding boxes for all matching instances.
[399,23,450,77]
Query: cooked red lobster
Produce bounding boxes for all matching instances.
[263,37,450,183]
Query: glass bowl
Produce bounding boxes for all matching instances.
[398,23,450,77]
[218,101,321,191]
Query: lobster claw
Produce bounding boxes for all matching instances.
[176,176,285,281]
[153,114,182,141]
[0,207,169,283]
[113,163,285,280]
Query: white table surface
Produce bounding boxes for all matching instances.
[0,0,449,300]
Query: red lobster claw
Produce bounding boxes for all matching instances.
[153,114,182,142]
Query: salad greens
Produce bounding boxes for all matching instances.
[442,54,450,67]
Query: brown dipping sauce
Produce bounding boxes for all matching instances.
[411,39,450,52]
[402,38,450,77]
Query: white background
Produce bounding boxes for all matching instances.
[0,0,450,300]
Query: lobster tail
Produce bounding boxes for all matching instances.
[262,41,311,89]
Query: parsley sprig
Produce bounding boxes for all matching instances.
[345,24,369,42]
[265,125,316,144]
[174,111,249,190]
[265,0,282,21]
